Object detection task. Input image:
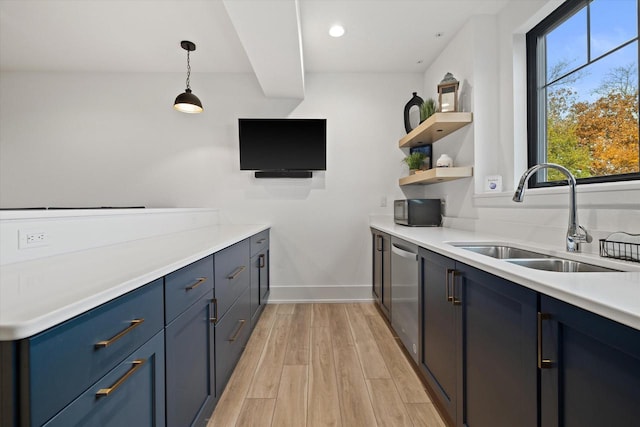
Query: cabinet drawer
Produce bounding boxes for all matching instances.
[43,331,165,427]
[215,285,251,397]
[214,239,250,320]
[165,255,214,324]
[28,279,164,427]
[250,230,269,257]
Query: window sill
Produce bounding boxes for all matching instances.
[473,180,640,209]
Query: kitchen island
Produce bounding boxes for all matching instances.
[0,208,270,427]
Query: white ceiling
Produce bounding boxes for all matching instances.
[0,0,511,73]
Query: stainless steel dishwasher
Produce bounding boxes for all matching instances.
[390,236,419,364]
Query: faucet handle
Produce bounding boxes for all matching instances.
[577,225,593,243]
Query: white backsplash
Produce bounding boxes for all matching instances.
[0,208,219,265]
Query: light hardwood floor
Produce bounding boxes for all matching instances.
[208,303,447,427]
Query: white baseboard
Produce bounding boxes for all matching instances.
[267,285,374,303]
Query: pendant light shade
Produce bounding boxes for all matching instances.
[174,40,203,114]
[174,89,203,113]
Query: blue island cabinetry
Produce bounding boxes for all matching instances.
[164,255,215,427]
[0,229,270,427]
[249,230,270,325]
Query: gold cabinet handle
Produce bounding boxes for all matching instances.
[210,298,218,324]
[452,270,462,306]
[228,319,247,342]
[259,254,266,268]
[257,238,266,244]
[96,359,146,397]
[537,312,553,369]
[185,277,207,291]
[376,235,383,252]
[446,269,455,302]
[95,319,144,348]
[227,266,246,280]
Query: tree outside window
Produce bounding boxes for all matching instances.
[527,0,640,185]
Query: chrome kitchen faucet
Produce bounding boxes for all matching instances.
[513,163,592,253]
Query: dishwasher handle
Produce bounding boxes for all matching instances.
[391,243,418,261]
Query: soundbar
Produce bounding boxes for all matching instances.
[254,171,313,178]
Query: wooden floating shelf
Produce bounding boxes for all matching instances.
[399,112,473,148]
[399,166,473,186]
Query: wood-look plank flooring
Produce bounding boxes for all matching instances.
[208,303,446,427]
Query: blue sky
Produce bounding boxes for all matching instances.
[546,0,638,102]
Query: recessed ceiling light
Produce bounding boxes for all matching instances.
[329,24,346,38]
[435,32,444,38]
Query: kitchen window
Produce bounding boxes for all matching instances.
[526,0,640,186]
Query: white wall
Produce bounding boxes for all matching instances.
[416,2,640,253]
[0,70,421,300]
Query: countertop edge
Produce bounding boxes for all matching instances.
[370,219,640,331]
[0,223,270,340]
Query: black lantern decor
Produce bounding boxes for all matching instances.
[437,73,459,113]
[403,92,424,133]
[174,40,203,114]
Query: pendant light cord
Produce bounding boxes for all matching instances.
[185,50,191,90]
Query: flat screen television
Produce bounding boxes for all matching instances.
[239,118,326,172]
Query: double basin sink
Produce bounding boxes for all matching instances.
[454,244,619,273]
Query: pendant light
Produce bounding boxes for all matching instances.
[174,40,203,114]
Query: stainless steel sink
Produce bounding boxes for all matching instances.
[506,258,619,273]
[456,245,548,259]
[454,244,620,272]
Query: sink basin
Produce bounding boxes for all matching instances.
[454,245,549,259]
[453,243,620,272]
[506,258,619,273]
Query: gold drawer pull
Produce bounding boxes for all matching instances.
[258,254,266,268]
[446,269,454,302]
[228,319,246,342]
[185,277,207,291]
[96,359,146,397]
[210,298,218,324]
[95,319,144,348]
[256,238,266,244]
[537,312,553,369]
[451,270,462,306]
[227,266,246,280]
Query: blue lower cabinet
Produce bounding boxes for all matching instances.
[43,331,165,427]
[214,239,251,320]
[165,292,216,427]
[419,249,458,424]
[215,285,251,397]
[258,249,270,306]
[0,341,19,426]
[456,262,537,427]
[540,295,640,427]
[420,249,537,427]
[250,247,269,326]
[164,256,214,325]
[27,279,164,427]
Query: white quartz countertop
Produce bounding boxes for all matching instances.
[370,217,640,331]
[0,224,269,340]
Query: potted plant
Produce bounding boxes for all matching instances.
[420,98,437,122]
[403,152,427,174]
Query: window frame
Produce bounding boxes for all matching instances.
[526,0,640,188]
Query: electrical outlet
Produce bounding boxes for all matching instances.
[19,230,49,249]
